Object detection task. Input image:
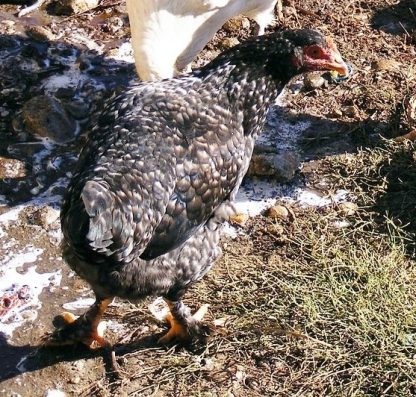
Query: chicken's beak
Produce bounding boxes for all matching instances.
[324,38,350,77]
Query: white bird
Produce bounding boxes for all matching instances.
[126,0,278,81]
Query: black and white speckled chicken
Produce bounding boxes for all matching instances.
[45,29,348,351]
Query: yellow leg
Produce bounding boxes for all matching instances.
[43,297,113,348]
[158,300,209,345]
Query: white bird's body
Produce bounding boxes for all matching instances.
[126,0,277,80]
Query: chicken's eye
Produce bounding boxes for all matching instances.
[306,45,323,58]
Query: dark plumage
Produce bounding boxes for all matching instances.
[45,29,348,351]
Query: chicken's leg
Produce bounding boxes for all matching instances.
[158,299,210,346]
[43,297,113,348]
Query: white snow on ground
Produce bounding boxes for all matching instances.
[62,297,95,311]
[106,41,135,63]
[0,247,62,337]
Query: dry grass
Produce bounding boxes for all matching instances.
[103,141,416,396]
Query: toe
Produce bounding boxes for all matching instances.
[52,312,78,329]
[192,304,209,321]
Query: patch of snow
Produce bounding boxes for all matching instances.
[62,297,95,311]
[295,189,349,207]
[107,41,135,63]
[0,247,62,337]
[0,205,24,224]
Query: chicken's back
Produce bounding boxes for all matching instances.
[61,74,253,298]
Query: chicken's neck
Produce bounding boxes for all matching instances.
[202,63,287,138]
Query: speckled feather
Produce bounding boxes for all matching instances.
[61,30,328,301]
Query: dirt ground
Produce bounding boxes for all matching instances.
[1,0,416,396]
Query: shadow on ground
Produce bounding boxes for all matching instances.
[371,0,416,37]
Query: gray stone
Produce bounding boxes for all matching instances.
[303,73,326,90]
[55,0,99,15]
[0,157,26,179]
[265,205,289,220]
[21,95,77,144]
[248,151,300,182]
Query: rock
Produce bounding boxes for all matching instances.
[248,151,300,182]
[303,73,326,90]
[32,206,60,229]
[25,26,56,42]
[326,109,343,118]
[221,37,240,49]
[223,16,244,33]
[371,59,400,72]
[229,213,249,225]
[0,157,26,179]
[338,202,358,216]
[69,376,81,385]
[343,105,359,118]
[21,95,77,144]
[55,0,99,15]
[265,205,289,220]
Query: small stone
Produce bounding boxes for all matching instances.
[327,109,343,118]
[371,59,400,72]
[266,205,289,220]
[229,213,249,225]
[343,105,359,118]
[338,202,358,216]
[55,0,99,15]
[221,37,240,49]
[0,157,26,179]
[69,376,81,385]
[248,151,300,182]
[32,206,60,229]
[303,73,326,90]
[25,26,56,42]
[223,16,244,33]
[21,95,77,144]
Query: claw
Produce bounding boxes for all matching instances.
[42,298,113,348]
[191,304,209,321]
[158,304,210,345]
[41,312,109,348]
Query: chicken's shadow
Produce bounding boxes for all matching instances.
[0,331,165,382]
